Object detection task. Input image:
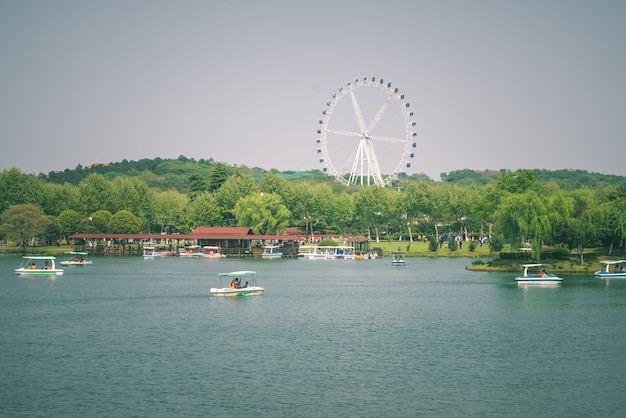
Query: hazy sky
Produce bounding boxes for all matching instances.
[1,0,625,181]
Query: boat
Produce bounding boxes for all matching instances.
[152,248,176,257]
[143,246,155,259]
[355,251,377,260]
[14,255,64,276]
[209,271,264,296]
[515,263,563,285]
[178,245,202,257]
[297,245,355,260]
[60,251,93,266]
[198,246,226,258]
[595,260,626,278]
[261,245,283,259]
[391,251,405,265]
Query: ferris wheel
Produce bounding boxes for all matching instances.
[316,77,417,187]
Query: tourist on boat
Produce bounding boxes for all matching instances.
[241,281,249,289]
[29,262,37,269]
[44,261,51,270]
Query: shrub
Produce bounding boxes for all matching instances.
[448,239,458,251]
[428,236,438,252]
[468,240,477,252]
[489,237,504,252]
[547,246,571,260]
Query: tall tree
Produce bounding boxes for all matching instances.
[207,163,230,192]
[232,193,291,234]
[153,190,189,233]
[0,204,50,253]
[78,173,114,215]
[108,210,142,234]
[215,173,258,226]
[186,191,222,227]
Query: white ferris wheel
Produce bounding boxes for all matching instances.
[317,76,417,187]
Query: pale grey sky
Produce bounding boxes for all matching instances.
[1,0,625,181]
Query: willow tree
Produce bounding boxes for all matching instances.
[494,191,550,260]
[232,192,291,235]
[568,188,599,266]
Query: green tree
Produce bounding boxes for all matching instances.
[0,168,46,213]
[78,173,114,214]
[111,177,154,222]
[207,163,230,192]
[215,173,258,226]
[232,192,291,234]
[352,186,390,242]
[568,189,599,266]
[187,191,222,227]
[57,209,83,241]
[0,204,50,253]
[108,210,142,234]
[494,191,550,260]
[85,210,113,234]
[153,190,189,233]
[187,172,208,201]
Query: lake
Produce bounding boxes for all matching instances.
[1,254,625,417]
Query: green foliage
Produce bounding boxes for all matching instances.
[108,210,142,234]
[2,159,626,256]
[232,193,291,234]
[468,240,477,252]
[546,246,572,260]
[489,237,504,252]
[57,210,83,238]
[428,236,438,252]
[448,238,458,251]
[0,204,49,253]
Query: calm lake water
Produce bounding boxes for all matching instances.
[1,254,625,417]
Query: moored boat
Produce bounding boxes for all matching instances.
[153,248,176,257]
[297,245,355,260]
[198,246,226,258]
[143,246,155,259]
[15,256,64,276]
[595,260,626,278]
[209,271,264,296]
[178,245,202,257]
[261,245,283,259]
[515,263,563,285]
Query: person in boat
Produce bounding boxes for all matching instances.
[241,281,249,289]
[44,261,51,270]
[29,262,37,270]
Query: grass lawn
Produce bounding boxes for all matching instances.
[371,240,493,258]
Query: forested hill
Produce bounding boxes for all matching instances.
[37,155,625,191]
[439,168,625,189]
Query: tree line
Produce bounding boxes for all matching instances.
[2,164,626,262]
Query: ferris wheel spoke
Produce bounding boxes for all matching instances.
[368,134,405,143]
[350,92,367,133]
[367,95,392,133]
[327,129,362,138]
